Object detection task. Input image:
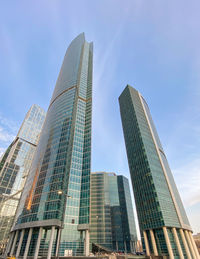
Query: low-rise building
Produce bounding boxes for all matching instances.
[90,172,137,253]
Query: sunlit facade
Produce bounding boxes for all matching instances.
[90,172,137,253]
[7,33,93,258]
[119,85,199,259]
[0,104,45,252]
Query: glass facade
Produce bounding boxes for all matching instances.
[117,176,137,252]
[10,33,93,257]
[119,85,194,258]
[90,172,137,253]
[0,105,45,252]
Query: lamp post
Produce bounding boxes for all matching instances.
[56,191,72,257]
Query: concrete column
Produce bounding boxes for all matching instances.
[185,230,196,259]
[150,229,158,256]
[10,230,19,255]
[143,230,150,256]
[55,228,61,257]
[116,241,118,251]
[134,241,137,253]
[179,228,192,259]
[85,229,90,256]
[5,231,15,256]
[163,227,174,259]
[47,226,55,259]
[16,229,25,258]
[84,232,86,255]
[189,231,200,259]
[132,241,136,253]
[172,228,184,259]
[130,241,133,253]
[124,240,127,253]
[23,228,33,259]
[34,227,43,259]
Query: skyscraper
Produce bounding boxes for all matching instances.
[119,85,199,259]
[7,33,93,259]
[0,104,45,252]
[90,172,137,253]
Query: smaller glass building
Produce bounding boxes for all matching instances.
[0,105,45,252]
[90,172,137,253]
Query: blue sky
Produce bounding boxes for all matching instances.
[0,0,200,234]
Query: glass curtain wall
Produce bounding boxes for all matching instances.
[119,85,194,258]
[11,33,93,257]
[0,105,45,252]
[90,172,137,253]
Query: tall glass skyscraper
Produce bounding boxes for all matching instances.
[90,172,137,253]
[119,85,199,259]
[0,104,45,252]
[7,33,93,259]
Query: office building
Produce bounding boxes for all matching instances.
[0,142,13,173]
[7,33,93,258]
[90,172,137,253]
[0,104,45,252]
[119,85,199,259]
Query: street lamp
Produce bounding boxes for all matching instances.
[56,191,73,256]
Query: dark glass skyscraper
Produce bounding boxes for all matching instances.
[0,104,45,252]
[90,172,137,253]
[7,33,93,258]
[119,85,199,259]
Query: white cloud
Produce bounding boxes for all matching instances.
[173,158,200,208]
[0,127,15,143]
[186,206,200,234]
[0,114,17,155]
[174,156,200,234]
[0,114,18,133]
[0,147,5,158]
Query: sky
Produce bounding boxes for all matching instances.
[0,0,200,234]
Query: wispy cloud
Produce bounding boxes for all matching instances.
[0,147,5,158]
[0,114,18,133]
[173,157,200,234]
[173,159,200,208]
[92,24,125,171]
[0,113,17,155]
[0,127,15,143]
